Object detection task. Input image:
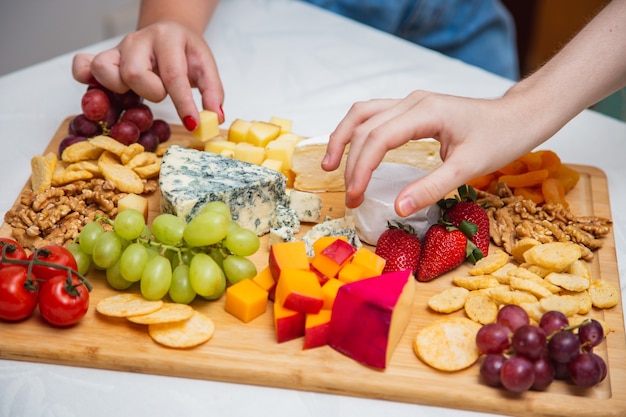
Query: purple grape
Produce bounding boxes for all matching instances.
[137,130,159,152]
[548,330,581,364]
[500,355,535,393]
[59,135,87,156]
[121,104,153,132]
[109,121,140,145]
[480,353,506,387]
[151,119,171,143]
[497,304,530,333]
[69,114,101,137]
[512,324,547,360]
[476,322,511,354]
[569,352,602,387]
[578,319,604,351]
[102,104,122,129]
[81,88,110,121]
[115,90,143,109]
[553,360,571,380]
[531,356,555,391]
[539,310,569,336]
[592,353,607,383]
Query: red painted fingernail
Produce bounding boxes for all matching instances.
[219,104,225,120]
[183,116,197,131]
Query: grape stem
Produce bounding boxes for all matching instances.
[0,244,93,293]
[546,319,592,340]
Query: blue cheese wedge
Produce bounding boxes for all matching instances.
[288,189,322,223]
[159,145,288,235]
[301,216,361,257]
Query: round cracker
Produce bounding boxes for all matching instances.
[96,293,163,317]
[428,287,469,313]
[128,303,194,324]
[148,311,215,348]
[413,317,481,371]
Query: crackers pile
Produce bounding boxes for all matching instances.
[416,240,619,371]
[31,135,161,194]
[96,294,214,348]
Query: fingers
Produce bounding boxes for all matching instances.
[71,54,96,84]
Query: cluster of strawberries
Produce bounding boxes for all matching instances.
[375,185,490,282]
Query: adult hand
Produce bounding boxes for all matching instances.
[72,20,224,127]
[322,90,543,216]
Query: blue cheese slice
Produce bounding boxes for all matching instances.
[288,189,322,223]
[301,215,361,257]
[159,145,288,235]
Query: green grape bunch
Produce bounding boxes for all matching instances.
[72,201,261,304]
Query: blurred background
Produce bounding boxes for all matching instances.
[0,0,622,120]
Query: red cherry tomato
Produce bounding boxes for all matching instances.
[0,238,28,271]
[38,274,90,327]
[0,265,39,321]
[29,245,78,282]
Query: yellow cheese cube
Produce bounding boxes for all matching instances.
[192,110,220,142]
[269,116,293,134]
[234,142,265,165]
[245,121,281,147]
[228,118,251,143]
[220,149,235,158]
[205,139,236,155]
[224,278,269,323]
[261,158,283,172]
[265,138,296,170]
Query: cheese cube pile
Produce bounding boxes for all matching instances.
[196,111,303,186]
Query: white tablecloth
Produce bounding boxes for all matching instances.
[1,1,624,416]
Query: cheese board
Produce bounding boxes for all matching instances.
[1,118,625,417]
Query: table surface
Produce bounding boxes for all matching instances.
[0,1,624,417]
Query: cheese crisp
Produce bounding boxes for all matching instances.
[148,311,215,348]
[127,303,194,324]
[414,317,481,371]
[96,294,164,317]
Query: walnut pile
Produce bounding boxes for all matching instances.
[3,178,157,248]
[476,184,612,261]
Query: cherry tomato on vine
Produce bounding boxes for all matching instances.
[38,274,89,326]
[0,265,39,321]
[0,238,28,271]
[28,245,78,282]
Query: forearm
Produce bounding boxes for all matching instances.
[137,0,219,34]
[503,0,626,145]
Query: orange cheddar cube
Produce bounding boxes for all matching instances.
[311,239,356,279]
[274,300,306,343]
[304,309,332,349]
[312,236,348,257]
[351,247,386,277]
[224,278,269,323]
[269,240,310,280]
[276,268,324,314]
[321,278,344,309]
[252,266,277,300]
[337,262,368,284]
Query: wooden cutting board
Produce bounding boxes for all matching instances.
[1,119,625,417]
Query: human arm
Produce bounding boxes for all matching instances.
[72,0,224,127]
[321,0,626,216]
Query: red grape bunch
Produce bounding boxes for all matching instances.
[476,305,607,393]
[60,84,172,156]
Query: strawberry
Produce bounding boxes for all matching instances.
[416,223,470,282]
[439,184,490,263]
[375,221,422,275]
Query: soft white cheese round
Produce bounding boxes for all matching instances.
[348,162,441,245]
